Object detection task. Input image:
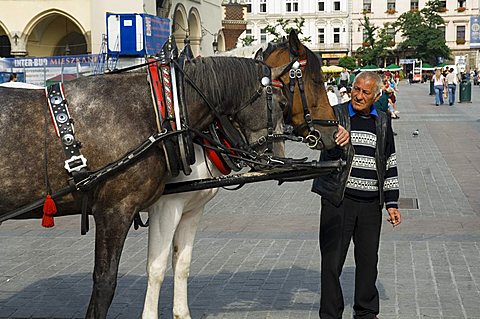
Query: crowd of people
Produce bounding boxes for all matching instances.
[325,68,401,121]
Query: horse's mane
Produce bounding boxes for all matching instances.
[263,41,324,84]
[217,43,269,58]
[183,56,262,113]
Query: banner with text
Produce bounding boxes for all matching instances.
[470,16,480,48]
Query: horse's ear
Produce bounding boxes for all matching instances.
[254,48,264,61]
[288,29,304,55]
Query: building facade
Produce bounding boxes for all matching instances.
[238,0,480,69]
[0,0,224,59]
[242,0,350,65]
[351,0,480,69]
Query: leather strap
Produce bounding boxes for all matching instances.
[46,83,89,182]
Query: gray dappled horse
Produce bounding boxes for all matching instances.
[0,56,289,318]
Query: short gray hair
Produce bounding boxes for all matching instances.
[353,71,383,96]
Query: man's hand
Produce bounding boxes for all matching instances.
[335,125,350,147]
[387,208,401,227]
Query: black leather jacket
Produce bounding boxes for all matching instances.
[311,102,388,207]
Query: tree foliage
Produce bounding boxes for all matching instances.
[393,0,451,64]
[355,16,394,66]
[338,56,357,70]
[264,18,311,43]
[241,36,256,47]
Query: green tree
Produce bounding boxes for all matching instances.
[338,56,357,70]
[264,18,311,43]
[241,36,256,47]
[355,16,394,66]
[393,0,451,64]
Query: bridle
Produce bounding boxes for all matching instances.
[271,49,339,149]
[176,59,285,159]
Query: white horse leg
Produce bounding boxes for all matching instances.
[142,200,184,319]
[171,205,204,319]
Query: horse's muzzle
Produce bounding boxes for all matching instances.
[305,129,323,149]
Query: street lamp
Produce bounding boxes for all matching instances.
[12,33,19,45]
[212,34,218,53]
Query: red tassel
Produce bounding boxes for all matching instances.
[41,195,57,228]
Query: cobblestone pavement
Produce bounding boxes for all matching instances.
[1,82,480,318]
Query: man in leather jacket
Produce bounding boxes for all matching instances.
[312,71,401,319]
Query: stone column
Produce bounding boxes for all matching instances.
[10,32,27,57]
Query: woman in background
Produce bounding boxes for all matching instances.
[432,69,446,106]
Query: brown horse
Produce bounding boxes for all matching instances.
[142,32,342,319]
[0,56,289,318]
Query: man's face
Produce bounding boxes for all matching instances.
[351,77,380,115]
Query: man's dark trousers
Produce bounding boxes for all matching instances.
[319,196,382,319]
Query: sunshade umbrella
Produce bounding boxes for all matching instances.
[421,63,435,71]
[384,63,401,71]
[321,65,344,73]
[360,64,382,71]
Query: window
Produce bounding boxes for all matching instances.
[318,28,325,43]
[438,26,446,39]
[410,0,419,10]
[286,0,299,12]
[362,30,368,41]
[387,27,395,44]
[259,0,267,13]
[363,0,372,12]
[318,1,325,11]
[334,1,341,11]
[387,0,396,10]
[439,1,447,9]
[457,25,466,41]
[260,28,267,43]
[333,27,340,43]
[245,0,251,13]
[458,0,466,7]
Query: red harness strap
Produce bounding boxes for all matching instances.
[147,59,176,131]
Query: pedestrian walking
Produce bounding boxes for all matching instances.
[339,86,351,103]
[327,85,338,106]
[445,68,457,106]
[312,71,401,319]
[432,69,446,106]
[394,71,400,86]
[339,68,350,89]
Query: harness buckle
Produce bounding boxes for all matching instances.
[289,69,296,79]
[256,136,266,145]
[64,155,88,173]
[304,113,313,124]
[295,69,303,78]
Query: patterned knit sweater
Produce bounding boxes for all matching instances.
[344,114,399,209]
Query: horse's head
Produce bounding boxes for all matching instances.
[260,30,338,150]
[183,57,288,159]
[230,62,289,158]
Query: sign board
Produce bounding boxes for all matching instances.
[399,58,416,64]
[470,16,480,48]
[107,13,170,56]
[322,53,347,58]
[0,54,102,86]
